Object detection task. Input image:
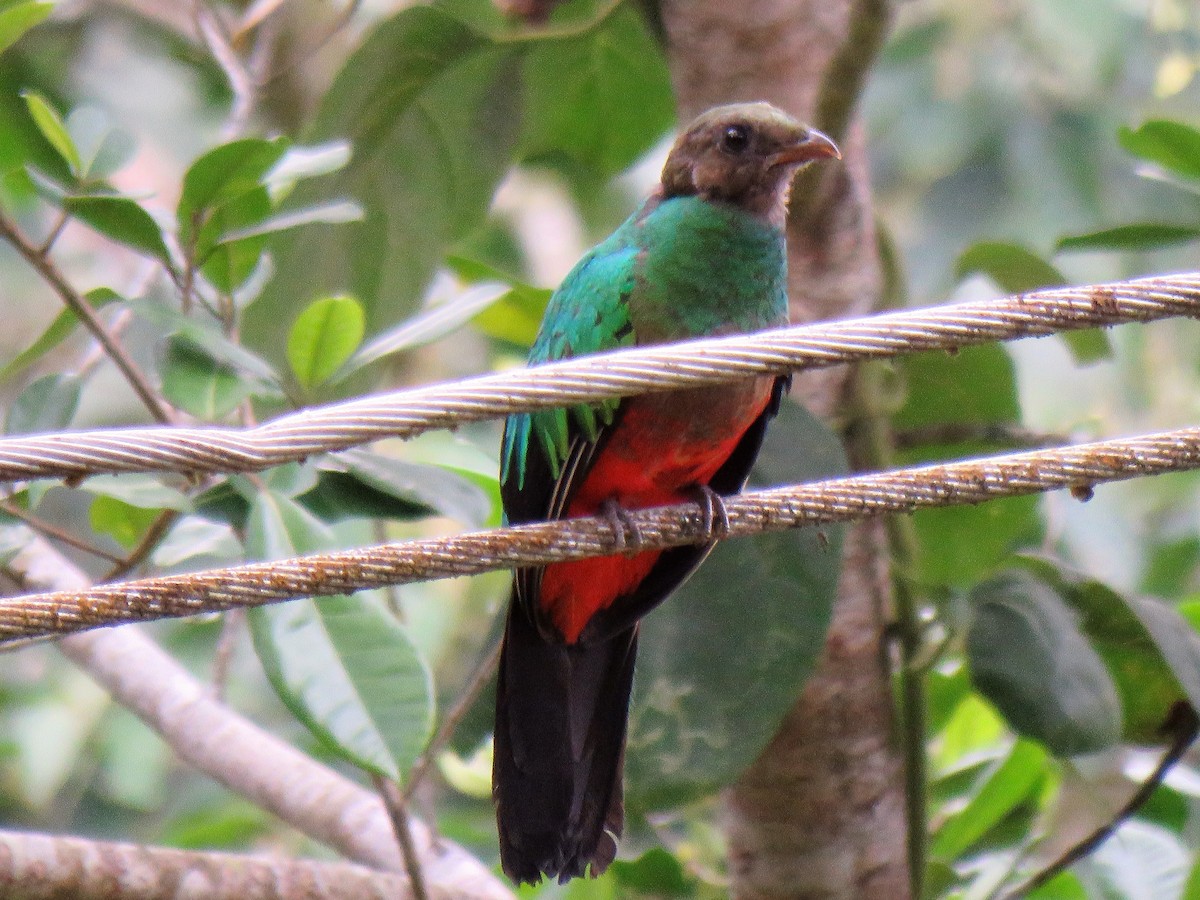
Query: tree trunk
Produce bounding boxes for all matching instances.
[660,2,910,897]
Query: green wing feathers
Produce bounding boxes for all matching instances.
[501,234,638,489]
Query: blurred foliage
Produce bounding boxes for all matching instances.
[2,0,1200,897]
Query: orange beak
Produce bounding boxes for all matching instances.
[770,128,841,167]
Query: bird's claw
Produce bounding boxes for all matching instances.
[693,484,730,541]
[601,498,644,555]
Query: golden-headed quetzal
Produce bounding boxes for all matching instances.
[494,102,840,884]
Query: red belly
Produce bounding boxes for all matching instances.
[539,379,773,642]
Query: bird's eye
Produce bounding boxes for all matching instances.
[721,124,751,154]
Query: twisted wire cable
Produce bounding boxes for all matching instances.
[0,273,1198,483]
[4,424,1199,643]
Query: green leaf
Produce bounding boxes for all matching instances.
[626,400,846,806]
[215,199,362,243]
[344,282,508,374]
[287,294,366,389]
[84,474,190,548]
[1119,120,1200,182]
[151,516,239,570]
[81,475,191,511]
[195,186,273,293]
[5,373,81,435]
[1017,561,1198,744]
[245,490,436,780]
[930,739,1049,861]
[125,297,282,386]
[21,91,79,175]
[262,141,353,201]
[895,345,1041,585]
[177,138,289,243]
[250,1,522,357]
[0,287,120,383]
[447,254,551,347]
[956,241,1066,294]
[967,573,1122,755]
[0,1,49,55]
[89,495,163,548]
[160,336,253,420]
[520,3,674,176]
[1079,820,1189,900]
[64,196,173,267]
[160,799,272,850]
[1182,851,1200,900]
[65,106,135,181]
[896,344,1020,445]
[1059,328,1113,365]
[1025,871,1087,900]
[610,848,693,896]
[1056,223,1200,253]
[313,448,493,527]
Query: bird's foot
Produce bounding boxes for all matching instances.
[692,484,731,542]
[600,498,644,555]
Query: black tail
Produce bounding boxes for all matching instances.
[493,600,638,884]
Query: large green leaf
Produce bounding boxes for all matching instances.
[311,448,493,527]
[446,254,551,348]
[1078,820,1190,900]
[930,739,1050,861]
[1118,120,1200,183]
[64,195,173,267]
[520,2,673,176]
[177,138,289,243]
[625,399,847,807]
[286,294,365,389]
[1016,560,1199,745]
[5,373,81,435]
[249,1,522,357]
[967,573,1122,755]
[1056,223,1200,253]
[245,489,436,780]
[20,91,78,174]
[955,241,1065,294]
[160,336,253,420]
[895,344,1042,585]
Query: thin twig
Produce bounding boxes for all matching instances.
[209,608,245,702]
[37,210,70,256]
[402,637,504,804]
[1000,704,1200,899]
[195,1,258,139]
[373,775,431,900]
[103,508,180,581]
[0,211,176,424]
[0,498,124,565]
[234,0,291,39]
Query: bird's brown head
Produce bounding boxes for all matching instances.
[659,102,840,227]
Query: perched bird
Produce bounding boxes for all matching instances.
[494,102,840,884]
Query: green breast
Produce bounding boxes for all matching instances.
[629,195,788,340]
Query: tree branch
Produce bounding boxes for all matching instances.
[0,212,177,425]
[0,828,423,900]
[5,534,513,900]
